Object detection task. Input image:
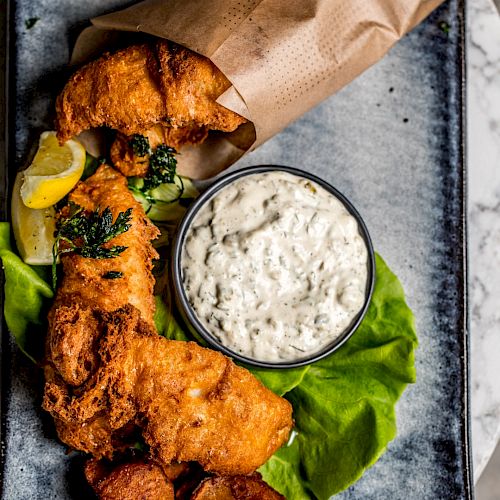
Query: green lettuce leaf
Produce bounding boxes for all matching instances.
[260,438,310,500]
[82,152,99,179]
[256,254,417,499]
[0,222,53,362]
[249,366,309,397]
[154,295,189,341]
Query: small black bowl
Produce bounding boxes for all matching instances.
[172,165,376,369]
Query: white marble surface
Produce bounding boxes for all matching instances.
[468,0,500,482]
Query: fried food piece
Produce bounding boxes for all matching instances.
[85,458,174,500]
[154,42,242,131]
[86,458,204,500]
[49,164,159,331]
[174,463,207,500]
[43,305,293,476]
[56,44,163,144]
[85,458,191,485]
[46,165,159,387]
[110,124,208,177]
[44,163,158,444]
[163,462,193,482]
[191,473,285,500]
[55,41,246,145]
[86,458,282,500]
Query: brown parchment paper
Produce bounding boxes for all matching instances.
[74,0,444,179]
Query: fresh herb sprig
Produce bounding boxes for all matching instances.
[144,145,179,190]
[52,203,132,289]
[103,271,124,280]
[129,134,152,157]
[127,136,184,208]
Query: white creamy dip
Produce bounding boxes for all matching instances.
[181,171,369,362]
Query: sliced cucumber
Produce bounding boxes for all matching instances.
[179,177,199,199]
[150,182,183,204]
[129,175,199,223]
[128,176,146,191]
[147,200,187,222]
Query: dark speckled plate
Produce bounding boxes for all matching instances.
[0,0,472,498]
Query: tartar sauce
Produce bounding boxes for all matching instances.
[182,171,369,362]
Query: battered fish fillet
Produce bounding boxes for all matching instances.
[55,41,246,144]
[44,165,293,477]
[49,165,159,321]
[46,165,159,387]
[44,305,293,476]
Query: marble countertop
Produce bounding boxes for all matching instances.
[468,0,500,482]
[0,0,496,490]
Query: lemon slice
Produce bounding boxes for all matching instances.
[20,131,85,209]
[12,171,57,265]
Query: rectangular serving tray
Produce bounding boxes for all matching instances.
[1,0,472,498]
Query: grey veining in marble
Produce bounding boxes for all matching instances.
[468,0,500,482]
[3,1,471,499]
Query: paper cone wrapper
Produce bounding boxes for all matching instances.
[72,0,444,179]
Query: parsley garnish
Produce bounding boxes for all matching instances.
[127,142,184,208]
[144,145,178,190]
[129,134,152,157]
[25,17,39,30]
[103,271,124,279]
[52,203,132,289]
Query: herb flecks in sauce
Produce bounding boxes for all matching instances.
[52,203,132,289]
[182,172,369,362]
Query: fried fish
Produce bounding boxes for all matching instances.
[44,305,292,476]
[55,41,246,177]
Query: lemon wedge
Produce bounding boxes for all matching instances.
[20,131,85,209]
[12,171,57,265]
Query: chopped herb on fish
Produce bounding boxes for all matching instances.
[102,271,124,279]
[52,203,132,289]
